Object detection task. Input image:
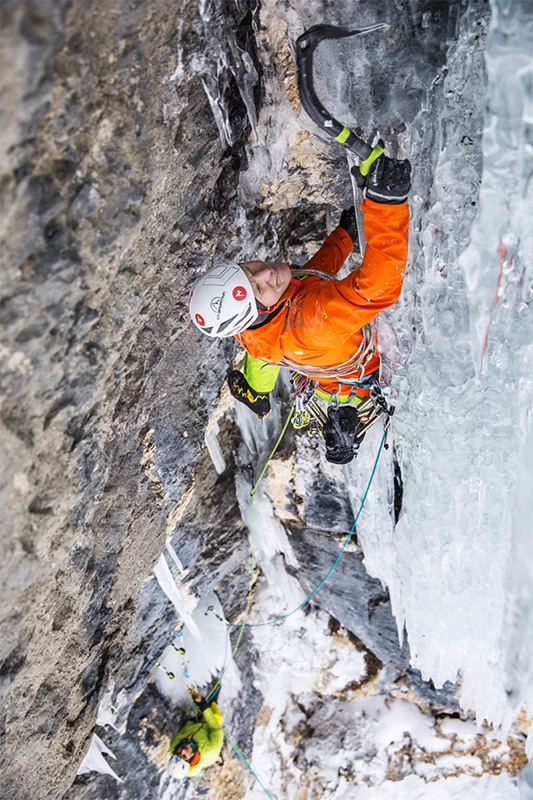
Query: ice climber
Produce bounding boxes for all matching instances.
[188,154,411,463]
[168,688,224,779]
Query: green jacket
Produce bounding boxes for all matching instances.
[169,704,224,778]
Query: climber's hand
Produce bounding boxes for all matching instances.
[197,696,211,712]
[352,155,411,204]
[339,206,358,245]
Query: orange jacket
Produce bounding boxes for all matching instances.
[237,198,409,396]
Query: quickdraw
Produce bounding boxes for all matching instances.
[291,373,328,435]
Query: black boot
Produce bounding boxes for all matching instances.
[323,406,365,464]
[228,370,271,418]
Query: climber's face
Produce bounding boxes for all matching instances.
[175,741,193,762]
[241,260,291,309]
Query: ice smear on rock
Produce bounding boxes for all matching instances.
[171,1,260,147]
[154,592,238,709]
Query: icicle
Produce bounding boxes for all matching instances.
[205,420,226,474]
[95,680,128,732]
[165,542,187,574]
[153,553,202,641]
[200,71,234,148]
[77,734,123,784]
[227,42,259,143]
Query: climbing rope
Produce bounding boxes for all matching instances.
[205,404,296,698]
[231,424,388,629]
[224,731,276,800]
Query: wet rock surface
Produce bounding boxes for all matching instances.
[0,1,242,796]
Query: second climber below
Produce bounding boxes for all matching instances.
[188,153,411,464]
[168,686,224,780]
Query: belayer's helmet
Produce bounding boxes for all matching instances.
[168,755,190,780]
[188,261,258,337]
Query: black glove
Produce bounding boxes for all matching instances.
[351,155,411,204]
[228,370,270,419]
[323,406,365,465]
[339,206,358,246]
[190,691,210,711]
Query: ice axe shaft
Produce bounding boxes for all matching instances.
[296,23,388,173]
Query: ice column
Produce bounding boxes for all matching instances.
[458,0,533,377]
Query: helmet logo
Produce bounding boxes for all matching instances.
[195,313,205,326]
[210,296,224,315]
[233,286,247,301]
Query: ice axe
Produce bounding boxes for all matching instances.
[295,23,388,175]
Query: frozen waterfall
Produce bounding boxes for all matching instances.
[375,0,533,733]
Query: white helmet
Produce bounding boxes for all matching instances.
[168,755,190,780]
[188,261,258,337]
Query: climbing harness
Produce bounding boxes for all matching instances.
[278,323,376,382]
[295,24,388,174]
[291,374,392,447]
[275,268,378,384]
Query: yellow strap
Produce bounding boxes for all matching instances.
[335,126,351,144]
[359,143,384,176]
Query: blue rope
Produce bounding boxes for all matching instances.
[230,426,388,629]
[224,731,276,800]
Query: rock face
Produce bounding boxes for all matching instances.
[0,1,241,795]
[3,2,524,800]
